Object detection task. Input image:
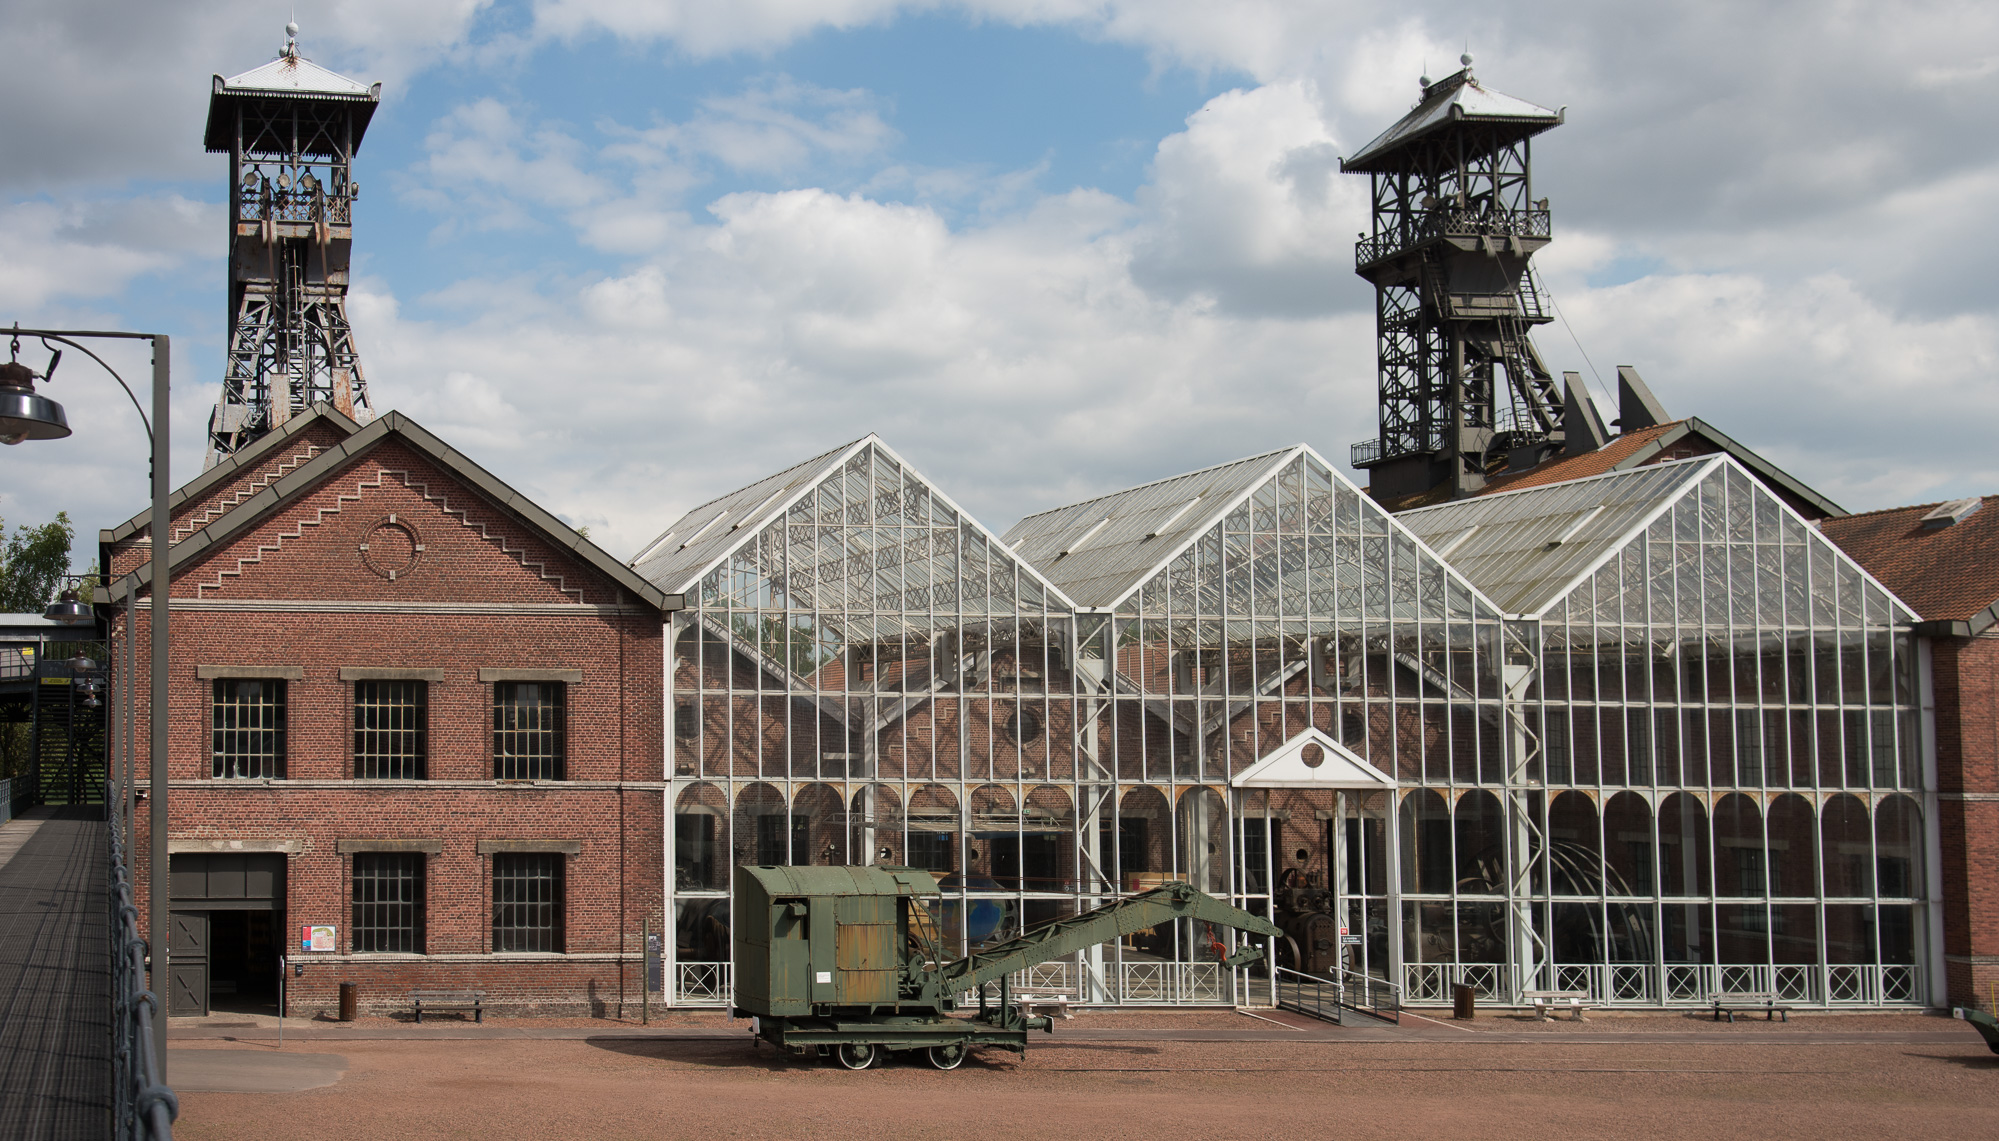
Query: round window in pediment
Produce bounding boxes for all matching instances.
[359,513,425,581]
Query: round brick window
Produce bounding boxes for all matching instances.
[360,514,424,581]
[1300,742,1325,768]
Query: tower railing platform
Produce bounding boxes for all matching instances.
[1356,207,1551,270]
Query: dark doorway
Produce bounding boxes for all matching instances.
[207,909,282,1014]
[169,853,286,1016]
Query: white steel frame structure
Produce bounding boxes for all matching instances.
[637,441,1932,1010]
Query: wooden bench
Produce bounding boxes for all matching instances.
[412,989,486,1024]
[1522,989,1591,1022]
[1710,992,1789,1023]
[1014,992,1078,1021]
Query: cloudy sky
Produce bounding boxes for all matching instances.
[2,0,1994,565]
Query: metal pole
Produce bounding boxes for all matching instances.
[148,335,170,1079]
[65,665,78,805]
[641,918,649,1025]
[106,601,117,829]
[124,589,136,862]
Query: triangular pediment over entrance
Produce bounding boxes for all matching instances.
[1231,728,1396,789]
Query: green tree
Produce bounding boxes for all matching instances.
[0,512,75,613]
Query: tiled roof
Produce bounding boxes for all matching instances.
[1477,422,1688,495]
[1376,417,1844,522]
[1821,497,1999,631]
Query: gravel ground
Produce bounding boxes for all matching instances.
[1422,1010,1952,1034]
[172,1012,1999,1141]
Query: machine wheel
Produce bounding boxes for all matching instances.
[835,1043,879,1070]
[926,1044,967,1071]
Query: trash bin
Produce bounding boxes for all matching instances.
[339,981,358,1022]
[1452,983,1475,1021]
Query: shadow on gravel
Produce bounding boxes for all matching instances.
[582,1036,1040,1073]
[1928,1050,1999,1069]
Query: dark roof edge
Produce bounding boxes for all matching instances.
[99,404,363,545]
[1827,497,1958,523]
[1684,417,1847,518]
[1612,421,1691,468]
[1914,599,1999,639]
[108,411,677,613]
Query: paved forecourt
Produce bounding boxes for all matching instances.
[167,1009,1999,1141]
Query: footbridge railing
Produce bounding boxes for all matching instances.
[108,783,176,1139]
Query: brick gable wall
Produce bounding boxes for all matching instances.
[110,427,666,1017]
[109,419,353,581]
[1936,633,1999,1007]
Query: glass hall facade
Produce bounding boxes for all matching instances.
[636,439,1932,1009]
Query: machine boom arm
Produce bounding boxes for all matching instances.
[939,882,1282,992]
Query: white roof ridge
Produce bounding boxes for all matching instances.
[1399,451,1719,518]
[219,52,375,97]
[671,435,872,521]
[1011,444,1303,526]
[632,437,873,595]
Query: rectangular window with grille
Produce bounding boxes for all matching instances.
[212,678,286,778]
[352,852,425,953]
[755,813,809,865]
[492,853,564,952]
[355,680,427,779]
[1735,710,1765,787]
[494,682,565,780]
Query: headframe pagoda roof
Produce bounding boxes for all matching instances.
[204,37,381,154]
[1341,66,1563,174]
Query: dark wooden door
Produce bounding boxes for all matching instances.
[170,911,210,1016]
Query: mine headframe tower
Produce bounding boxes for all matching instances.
[1342,58,1565,503]
[202,25,379,468]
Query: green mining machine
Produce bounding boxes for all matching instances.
[732,865,1283,1070]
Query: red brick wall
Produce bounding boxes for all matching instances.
[111,432,668,1016]
[1936,633,1999,1008]
[109,419,353,581]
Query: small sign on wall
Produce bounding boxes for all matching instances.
[301,925,336,952]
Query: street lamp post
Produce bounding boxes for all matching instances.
[3,325,171,1078]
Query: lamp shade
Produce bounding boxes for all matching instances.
[44,590,91,625]
[0,361,69,444]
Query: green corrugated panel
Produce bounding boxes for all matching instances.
[736,865,937,898]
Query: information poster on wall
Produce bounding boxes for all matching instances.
[301,925,336,951]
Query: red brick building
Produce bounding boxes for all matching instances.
[102,406,678,1017]
[1824,496,1999,1008]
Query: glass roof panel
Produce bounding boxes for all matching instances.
[1398,458,1715,616]
[641,437,1074,648]
[1001,448,1298,609]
